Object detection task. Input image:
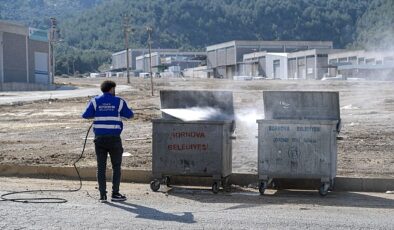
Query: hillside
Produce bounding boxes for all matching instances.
[354,0,394,50]
[2,0,393,74]
[60,0,369,50]
[0,0,102,29]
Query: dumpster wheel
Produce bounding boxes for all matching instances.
[150,180,161,192]
[319,183,329,196]
[259,181,267,195]
[165,176,171,187]
[212,182,220,194]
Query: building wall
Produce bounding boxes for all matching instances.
[207,41,333,79]
[327,50,394,79]
[258,57,266,76]
[28,39,49,84]
[306,56,315,80]
[3,32,27,83]
[290,56,320,79]
[0,32,3,83]
[135,57,144,71]
[316,55,328,79]
[297,57,306,79]
[137,52,205,73]
[0,21,50,90]
[112,49,179,70]
[288,58,297,79]
[236,47,258,63]
[183,66,209,78]
[207,47,236,72]
[112,51,127,70]
[265,54,288,79]
[207,50,216,68]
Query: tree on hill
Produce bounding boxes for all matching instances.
[353,0,394,50]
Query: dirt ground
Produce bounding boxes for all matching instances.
[0,77,393,178]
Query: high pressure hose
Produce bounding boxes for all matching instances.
[0,123,93,203]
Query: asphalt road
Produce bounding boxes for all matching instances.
[0,177,393,229]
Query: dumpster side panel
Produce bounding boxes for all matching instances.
[152,121,231,178]
[257,120,337,180]
[221,123,232,177]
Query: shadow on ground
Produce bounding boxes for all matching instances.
[105,201,196,224]
[163,186,394,210]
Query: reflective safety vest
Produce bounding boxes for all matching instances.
[82,92,133,136]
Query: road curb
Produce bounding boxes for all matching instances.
[0,164,393,192]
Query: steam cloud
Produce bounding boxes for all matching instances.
[161,107,224,121]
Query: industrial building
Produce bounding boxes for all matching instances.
[241,52,288,79]
[206,40,333,79]
[328,50,394,80]
[111,48,178,72]
[287,49,341,80]
[135,51,206,74]
[0,21,50,91]
[183,66,209,79]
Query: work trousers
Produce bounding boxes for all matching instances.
[94,135,123,196]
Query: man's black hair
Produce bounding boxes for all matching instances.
[101,80,116,93]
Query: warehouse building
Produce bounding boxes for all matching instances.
[241,52,288,79]
[135,51,206,74]
[206,40,333,79]
[240,49,341,80]
[0,21,50,91]
[111,48,178,72]
[287,49,342,80]
[328,50,394,80]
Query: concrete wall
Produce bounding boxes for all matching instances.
[3,32,27,83]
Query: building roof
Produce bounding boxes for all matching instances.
[136,51,206,59]
[206,40,333,51]
[328,50,394,60]
[112,48,178,56]
[0,20,28,36]
[287,49,344,58]
[243,52,289,61]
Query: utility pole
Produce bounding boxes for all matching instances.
[49,17,58,84]
[146,26,153,96]
[122,15,132,84]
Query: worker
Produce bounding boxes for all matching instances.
[82,80,134,203]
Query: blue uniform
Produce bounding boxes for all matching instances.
[82,93,133,136]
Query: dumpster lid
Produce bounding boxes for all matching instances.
[159,90,235,122]
[263,91,340,121]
